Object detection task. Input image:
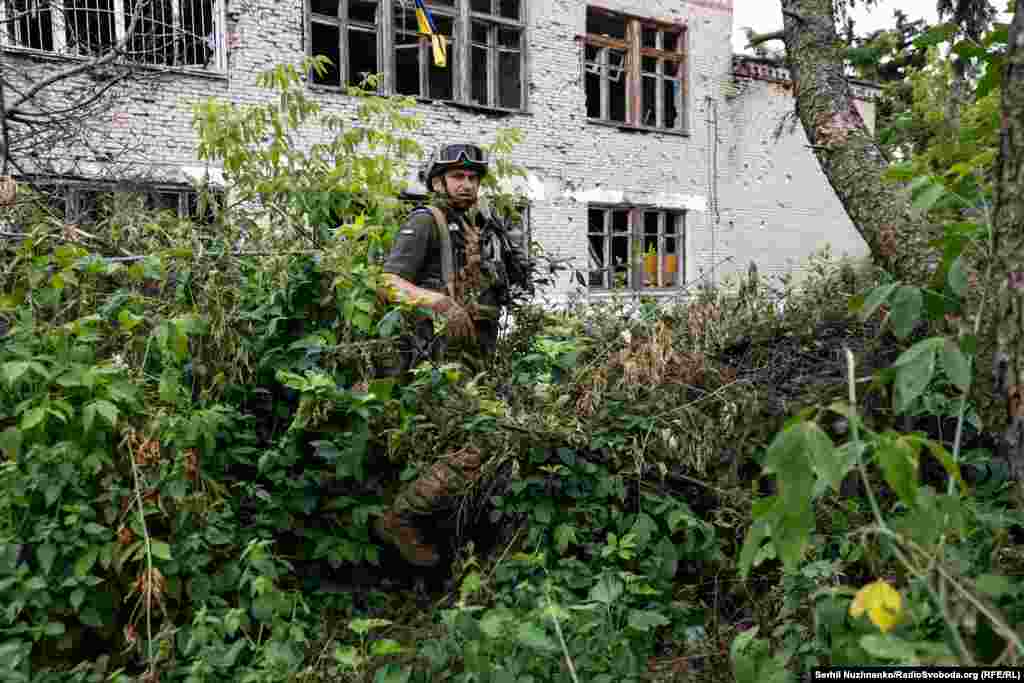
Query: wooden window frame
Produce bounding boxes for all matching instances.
[38,179,220,224]
[587,205,685,291]
[306,0,528,112]
[581,6,686,134]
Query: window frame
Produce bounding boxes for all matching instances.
[587,204,685,292]
[306,0,528,113]
[581,6,687,134]
[23,178,221,224]
[0,0,227,72]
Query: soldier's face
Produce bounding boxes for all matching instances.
[443,169,481,209]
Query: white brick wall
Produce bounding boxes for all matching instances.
[3,0,872,302]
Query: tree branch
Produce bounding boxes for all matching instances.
[11,0,148,110]
[747,29,786,48]
[9,73,131,120]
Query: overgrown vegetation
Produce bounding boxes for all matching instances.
[2,39,1024,683]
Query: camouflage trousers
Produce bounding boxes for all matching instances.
[393,446,483,518]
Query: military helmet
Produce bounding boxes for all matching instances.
[421,143,489,188]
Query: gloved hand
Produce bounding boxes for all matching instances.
[431,296,477,341]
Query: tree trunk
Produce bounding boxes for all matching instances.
[980,0,1024,477]
[779,0,931,283]
[777,0,1024,477]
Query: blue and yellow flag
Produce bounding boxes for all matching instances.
[414,0,447,67]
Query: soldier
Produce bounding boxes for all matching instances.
[373,142,529,567]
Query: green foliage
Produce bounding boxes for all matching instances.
[0,58,539,681]
[739,179,1024,672]
[415,465,706,682]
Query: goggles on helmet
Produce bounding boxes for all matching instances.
[433,143,488,166]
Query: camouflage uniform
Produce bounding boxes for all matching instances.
[376,197,519,565]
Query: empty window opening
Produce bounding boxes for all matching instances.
[311,22,341,85]
[586,8,624,39]
[468,1,522,109]
[304,0,525,109]
[311,0,381,88]
[583,8,686,132]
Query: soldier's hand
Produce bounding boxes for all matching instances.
[433,297,477,341]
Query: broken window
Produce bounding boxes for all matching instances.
[1,0,224,69]
[393,4,454,99]
[308,1,526,109]
[310,0,379,88]
[588,206,684,290]
[468,0,522,109]
[583,7,686,132]
[49,182,219,226]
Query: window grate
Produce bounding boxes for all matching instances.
[1,0,224,70]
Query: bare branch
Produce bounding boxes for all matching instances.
[9,73,131,119]
[747,29,786,48]
[11,0,149,110]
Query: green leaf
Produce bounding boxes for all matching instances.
[93,400,119,428]
[919,439,966,495]
[0,428,22,459]
[739,517,772,580]
[912,22,958,49]
[368,378,395,400]
[796,422,845,492]
[894,342,938,414]
[857,283,898,322]
[627,609,670,632]
[554,523,576,554]
[912,182,945,213]
[334,645,361,670]
[37,544,57,575]
[370,639,406,657]
[43,621,66,637]
[888,286,923,339]
[70,588,86,611]
[373,663,412,683]
[150,540,172,561]
[947,255,969,298]
[860,634,918,661]
[763,424,816,509]
[159,368,182,404]
[877,437,919,507]
[893,337,944,368]
[667,505,698,533]
[976,574,1013,599]
[589,574,624,605]
[458,571,482,603]
[83,404,96,434]
[2,361,30,386]
[349,618,391,636]
[774,503,815,572]
[74,547,99,577]
[629,512,658,547]
[479,610,511,638]
[515,622,558,653]
[21,406,47,431]
[941,339,971,393]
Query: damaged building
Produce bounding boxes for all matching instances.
[1,0,878,301]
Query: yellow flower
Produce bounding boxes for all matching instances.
[850,580,903,633]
